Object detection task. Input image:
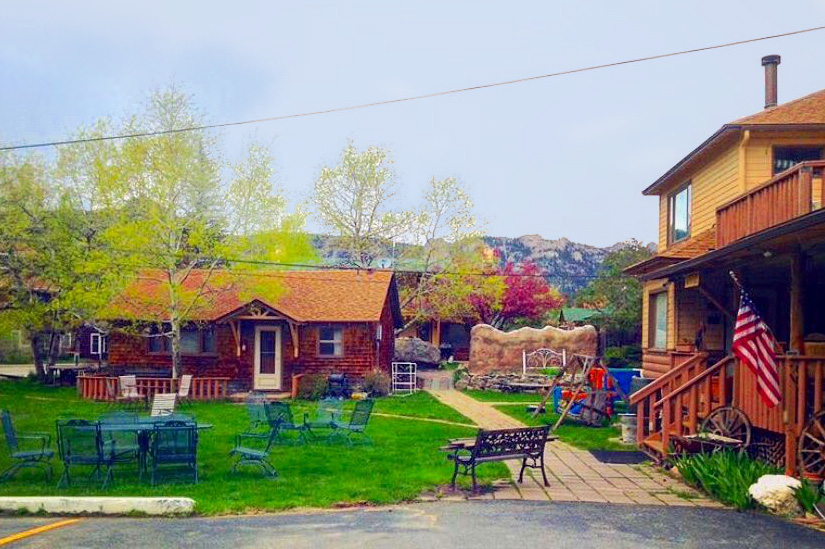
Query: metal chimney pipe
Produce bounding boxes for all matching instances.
[762,54,781,109]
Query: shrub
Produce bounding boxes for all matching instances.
[439,361,461,371]
[296,373,329,400]
[793,479,823,514]
[604,345,642,368]
[675,450,782,510]
[362,369,391,397]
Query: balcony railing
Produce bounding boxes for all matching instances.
[716,161,825,248]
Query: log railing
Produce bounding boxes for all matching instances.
[653,356,735,452]
[78,375,230,401]
[716,161,825,248]
[782,356,825,476]
[631,353,708,446]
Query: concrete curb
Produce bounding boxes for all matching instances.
[0,497,195,516]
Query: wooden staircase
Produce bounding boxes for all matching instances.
[630,354,735,460]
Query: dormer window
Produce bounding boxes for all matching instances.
[668,182,691,244]
[772,146,823,175]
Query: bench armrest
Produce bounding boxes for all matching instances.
[17,433,51,452]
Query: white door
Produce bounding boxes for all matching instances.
[254,326,282,390]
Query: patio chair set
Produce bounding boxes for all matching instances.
[1,393,377,487]
[108,374,193,410]
[230,397,375,478]
[1,391,207,488]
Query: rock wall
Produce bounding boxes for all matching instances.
[469,324,598,374]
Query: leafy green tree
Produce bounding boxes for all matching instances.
[311,142,410,268]
[76,87,313,378]
[576,240,653,336]
[0,153,119,380]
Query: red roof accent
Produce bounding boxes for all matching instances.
[105,269,399,324]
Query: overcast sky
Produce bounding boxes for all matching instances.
[2,1,825,247]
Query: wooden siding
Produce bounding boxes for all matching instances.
[675,286,725,351]
[745,133,825,189]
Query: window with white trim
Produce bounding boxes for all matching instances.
[668,182,691,244]
[90,333,107,355]
[318,326,343,357]
[650,292,668,350]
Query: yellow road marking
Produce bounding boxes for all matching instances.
[0,518,82,547]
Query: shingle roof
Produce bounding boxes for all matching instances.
[623,229,716,277]
[731,88,825,125]
[104,269,401,325]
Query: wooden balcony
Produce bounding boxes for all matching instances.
[716,161,825,248]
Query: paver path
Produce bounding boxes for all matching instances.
[428,389,722,507]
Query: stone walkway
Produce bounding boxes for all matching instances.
[428,389,723,507]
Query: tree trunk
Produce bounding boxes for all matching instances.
[170,319,181,380]
[29,332,47,382]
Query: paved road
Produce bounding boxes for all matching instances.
[3,501,824,548]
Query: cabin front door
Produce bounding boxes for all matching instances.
[254,325,282,390]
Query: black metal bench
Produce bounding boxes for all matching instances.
[443,426,556,491]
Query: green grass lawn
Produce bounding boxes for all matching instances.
[462,389,545,403]
[0,381,504,514]
[495,404,631,452]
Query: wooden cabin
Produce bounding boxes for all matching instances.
[87,269,402,395]
[626,56,825,477]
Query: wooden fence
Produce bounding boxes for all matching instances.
[78,375,230,401]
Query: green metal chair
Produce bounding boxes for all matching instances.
[56,419,112,488]
[149,420,198,485]
[246,392,270,433]
[304,398,344,439]
[328,399,375,446]
[99,412,142,480]
[229,426,279,478]
[267,402,309,445]
[0,410,54,482]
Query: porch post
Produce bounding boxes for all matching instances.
[789,251,805,355]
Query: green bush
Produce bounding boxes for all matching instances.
[296,373,329,400]
[793,479,823,514]
[362,369,391,397]
[439,361,461,371]
[604,345,642,368]
[675,451,781,510]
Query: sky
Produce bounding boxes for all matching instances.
[2,1,825,247]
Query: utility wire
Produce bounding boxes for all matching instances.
[2,25,823,152]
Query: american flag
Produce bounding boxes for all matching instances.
[732,290,781,407]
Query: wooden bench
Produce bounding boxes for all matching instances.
[442,426,557,491]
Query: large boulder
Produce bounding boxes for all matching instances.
[748,475,802,516]
[469,324,598,374]
[394,337,441,366]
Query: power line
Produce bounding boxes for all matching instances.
[2,25,823,152]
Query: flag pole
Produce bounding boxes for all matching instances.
[728,270,744,292]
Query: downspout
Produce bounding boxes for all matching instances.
[738,129,751,193]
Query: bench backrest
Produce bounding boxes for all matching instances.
[472,426,550,459]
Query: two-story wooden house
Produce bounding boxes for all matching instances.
[626,56,825,477]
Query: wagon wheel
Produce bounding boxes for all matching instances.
[699,406,752,447]
[798,410,825,478]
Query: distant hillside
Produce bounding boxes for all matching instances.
[312,234,655,296]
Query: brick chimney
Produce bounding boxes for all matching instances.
[762,54,781,109]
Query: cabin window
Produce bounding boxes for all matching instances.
[650,292,668,350]
[318,326,343,357]
[773,146,823,175]
[90,333,107,355]
[668,183,691,244]
[148,327,216,354]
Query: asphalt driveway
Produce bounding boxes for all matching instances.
[3,501,824,548]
